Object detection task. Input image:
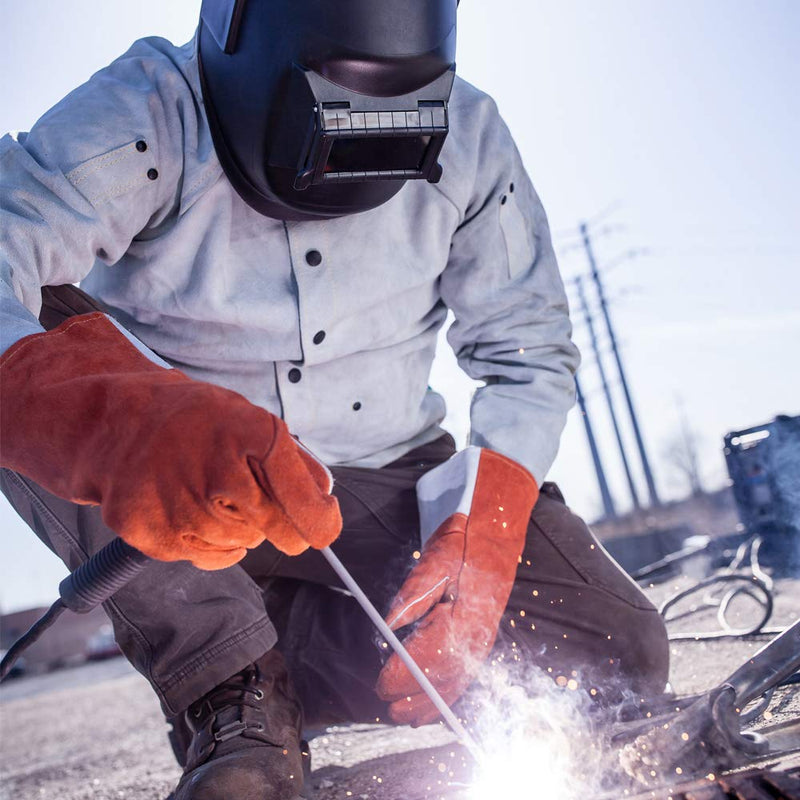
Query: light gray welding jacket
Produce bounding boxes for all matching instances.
[0,36,579,485]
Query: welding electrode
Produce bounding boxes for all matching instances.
[321,546,485,765]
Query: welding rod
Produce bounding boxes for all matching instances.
[321,545,485,766]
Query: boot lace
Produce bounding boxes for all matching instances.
[191,664,267,742]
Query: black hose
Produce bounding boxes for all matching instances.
[0,600,67,682]
[58,537,150,614]
[1,539,150,683]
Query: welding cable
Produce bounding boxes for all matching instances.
[0,599,67,681]
[730,536,773,591]
[660,573,775,641]
[643,536,789,641]
[1,538,150,683]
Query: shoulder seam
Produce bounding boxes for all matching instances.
[430,181,463,225]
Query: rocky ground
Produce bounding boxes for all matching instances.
[1,575,798,800]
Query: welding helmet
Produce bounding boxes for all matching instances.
[198,0,457,221]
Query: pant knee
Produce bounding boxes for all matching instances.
[614,606,670,696]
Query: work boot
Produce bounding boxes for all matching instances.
[171,650,309,800]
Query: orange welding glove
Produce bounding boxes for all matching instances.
[376,448,538,726]
[0,313,341,569]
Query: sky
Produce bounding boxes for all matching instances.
[0,1,798,612]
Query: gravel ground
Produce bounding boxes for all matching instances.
[1,576,798,800]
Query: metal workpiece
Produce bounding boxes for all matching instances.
[725,617,800,708]
[617,617,800,786]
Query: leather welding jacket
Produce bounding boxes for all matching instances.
[0,35,579,493]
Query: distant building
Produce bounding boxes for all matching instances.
[1,604,115,675]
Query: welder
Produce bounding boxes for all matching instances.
[0,2,669,798]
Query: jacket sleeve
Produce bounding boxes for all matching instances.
[0,38,191,354]
[438,93,580,486]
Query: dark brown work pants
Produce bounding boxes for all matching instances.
[0,288,669,724]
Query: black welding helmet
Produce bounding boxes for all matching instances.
[198,0,457,221]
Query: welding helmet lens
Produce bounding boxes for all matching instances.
[325,136,432,175]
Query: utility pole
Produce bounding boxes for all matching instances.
[580,221,661,506]
[575,373,617,519]
[574,276,641,511]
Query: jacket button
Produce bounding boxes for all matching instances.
[288,368,302,383]
[312,330,326,345]
[352,401,362,411]
[135,140,148,152]
[147,168,159,181]
[305,250,322,267]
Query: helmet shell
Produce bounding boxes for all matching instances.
[198,0,457,220]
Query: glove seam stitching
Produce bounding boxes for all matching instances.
[0,313,120,371]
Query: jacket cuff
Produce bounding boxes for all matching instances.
[416,446,537,546]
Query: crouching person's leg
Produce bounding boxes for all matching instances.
[0,471,310,800]
[498,483,669,700]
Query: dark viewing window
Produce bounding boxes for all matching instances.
[325,135,432,174]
